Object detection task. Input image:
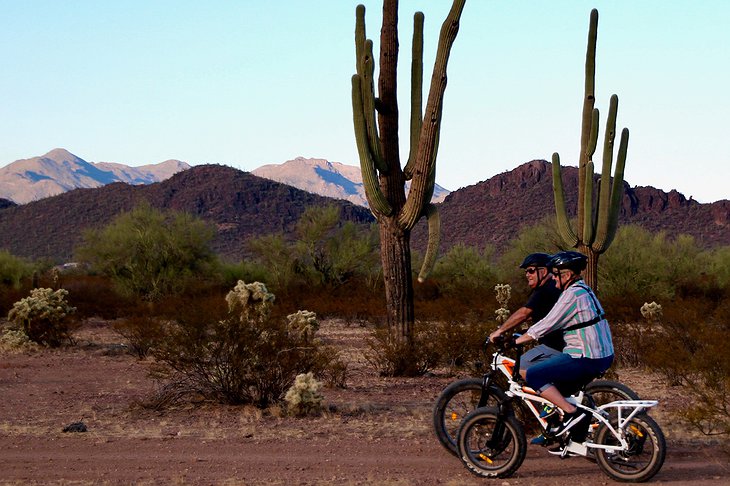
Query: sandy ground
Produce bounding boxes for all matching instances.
[0,319,727,485]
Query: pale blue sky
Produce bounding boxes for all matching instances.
[1,1,728,203]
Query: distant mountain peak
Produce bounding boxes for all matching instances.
[0,149,190,204]
[252,156,450,207]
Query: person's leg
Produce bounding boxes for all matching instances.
[519,345,561,379]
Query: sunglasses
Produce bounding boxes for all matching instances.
[524,268,540,275]
[551,269,572,278]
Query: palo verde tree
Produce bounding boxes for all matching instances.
[552,9,629,290]
[351,0,466,345]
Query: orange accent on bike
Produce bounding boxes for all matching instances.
[521,386,538,395]
[629,424,644,437]
[479,453,493,464]
[451,412,458,421]
[501,359,514,376]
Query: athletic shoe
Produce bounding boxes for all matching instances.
[530,434,547,445]
[550,410,588,436]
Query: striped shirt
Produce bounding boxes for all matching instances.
[526,280,614,359]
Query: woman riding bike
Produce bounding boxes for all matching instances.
[514,250,614,438]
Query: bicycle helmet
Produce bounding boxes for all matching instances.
[549,251,588,273]
[519,252,552,269]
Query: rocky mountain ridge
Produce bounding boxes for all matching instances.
[411,159,729,253]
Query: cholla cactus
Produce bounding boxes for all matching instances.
[284,372,324,417]
[0,328,39,353]
[7,288,76,346]
[225,280,275,322]
[494,284,512,323]
[640,301,663,323]
[287,310,319,342]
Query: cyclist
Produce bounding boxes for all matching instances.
[489,252,563,378]
[514,251,614,437]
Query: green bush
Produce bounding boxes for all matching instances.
[149,281,345,407]
[0,250,34,288]
[599,226,713,300]
[7,288,77,347]
[430,243,497,292]
[246,205,380,291]
[75,202,218,301]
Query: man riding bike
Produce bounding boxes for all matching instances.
[489,252,563,378]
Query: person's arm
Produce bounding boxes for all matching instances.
[489,306,532,342]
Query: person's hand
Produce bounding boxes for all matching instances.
[488,329,503,343]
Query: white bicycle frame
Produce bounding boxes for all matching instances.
[491,351,659,458]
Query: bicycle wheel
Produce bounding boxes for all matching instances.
[585,380,639,405]
[594,413,666,482]
[584,380,641,443]
[432,378,507,456]
[457,406,527,479]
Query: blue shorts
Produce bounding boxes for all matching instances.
[526,353,614,394]
[519,344,562,371]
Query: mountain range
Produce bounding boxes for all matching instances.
[0,149,190,204]
[0,152,727,264]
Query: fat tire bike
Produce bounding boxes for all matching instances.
[455,335,665,482]
[433,339,639,457]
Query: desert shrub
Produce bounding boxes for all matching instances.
[709,246,730,289]
[428,319,494,373]
[284,372,325,416]
[0,328,40,353]
[247,206,380,291]
[112,315,166,358]
[150,281,345,407]
[61,274,137,319]
[366,323,441,377]
[599,226,713,300]
[246,233,300,291]
[430,243,497,292]
[642,303,730,436]
[7,288,77,347]
[0,250,34,288]
[75,202,219,301]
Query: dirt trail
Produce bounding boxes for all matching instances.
[0,319,727,485]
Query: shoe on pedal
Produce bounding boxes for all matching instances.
[530,434,547,446]
[550,409,588,436]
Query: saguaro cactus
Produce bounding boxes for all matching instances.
[352,0,465,343]
[552,9,629,290]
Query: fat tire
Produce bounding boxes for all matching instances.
[432,378,507,456]
[586,380,640,403]
[457,406,527,479]
[594,413,666,482]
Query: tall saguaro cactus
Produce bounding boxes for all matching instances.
[552,9,629,290]
[352,0,465,344]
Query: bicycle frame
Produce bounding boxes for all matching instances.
[486,347,659,458]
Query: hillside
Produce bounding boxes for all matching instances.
[411,160,729,254]
[0,164,373,262]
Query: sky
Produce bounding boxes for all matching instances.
[1,1,728,203]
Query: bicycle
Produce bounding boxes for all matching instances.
[433,337,639,457]
[455,334,666,482]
